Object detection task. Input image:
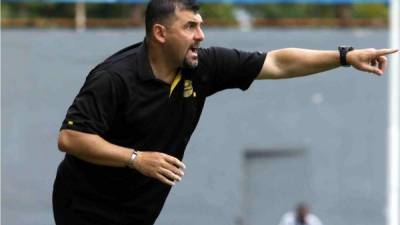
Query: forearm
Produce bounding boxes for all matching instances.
[259,48,341,79]
[58,129,186,185]
[58,129,132,167]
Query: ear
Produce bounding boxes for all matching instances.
[152,24,167,44]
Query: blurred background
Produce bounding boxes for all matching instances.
[1,0,397,225]
[1,0,390,29]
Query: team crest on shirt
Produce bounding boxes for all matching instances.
[183,80,196,98]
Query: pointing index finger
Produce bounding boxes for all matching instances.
[375,48,399,56]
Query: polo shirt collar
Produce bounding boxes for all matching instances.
[137,39,158,82]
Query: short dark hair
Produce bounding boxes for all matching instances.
[145,0,200,36]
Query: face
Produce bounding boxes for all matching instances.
[164,8,205,69]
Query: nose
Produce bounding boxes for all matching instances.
[195,27,205,42]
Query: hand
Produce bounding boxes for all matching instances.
[131,151,186,186]
[347,48,398,76]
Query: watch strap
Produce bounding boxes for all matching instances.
[338,46,354,67]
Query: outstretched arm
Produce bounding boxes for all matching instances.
[257,48,398,79]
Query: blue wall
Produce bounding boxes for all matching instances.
[2,28,389,225]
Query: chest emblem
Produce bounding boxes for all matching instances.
[183,80,196,98]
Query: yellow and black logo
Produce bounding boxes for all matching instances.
[183,80,196,98]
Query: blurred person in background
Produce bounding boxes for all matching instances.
[53,0,398,224]
[278,202,323,225]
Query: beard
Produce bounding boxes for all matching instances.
[183,57,199,69]
[182,42,200,69]
[182,48,199,69]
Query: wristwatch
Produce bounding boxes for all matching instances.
[127,149,138,169]
[338,46,354,67]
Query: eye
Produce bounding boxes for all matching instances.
[186,23,196,30]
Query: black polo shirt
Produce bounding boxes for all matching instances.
[56,41,266,225]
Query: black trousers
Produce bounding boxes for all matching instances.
[53,162,85,225]
[52,157,164,225]
[52,162,123,225]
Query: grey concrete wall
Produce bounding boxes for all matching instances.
[2,28,389,225]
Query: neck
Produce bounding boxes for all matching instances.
[147,41,179,84]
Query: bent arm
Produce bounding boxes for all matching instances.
[257,47,398,79]
[57,129,186,185]
[58,129,132,167]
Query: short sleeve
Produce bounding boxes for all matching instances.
[60,70,127,135]
[198,47,266,96]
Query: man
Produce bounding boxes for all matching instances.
[278,203,323,225]
[53,0,398,224]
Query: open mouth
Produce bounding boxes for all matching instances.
[185,45,200,68]
[189,47,198,54]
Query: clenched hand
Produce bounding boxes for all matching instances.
[131,151,186,186]
[347,48,398,76]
